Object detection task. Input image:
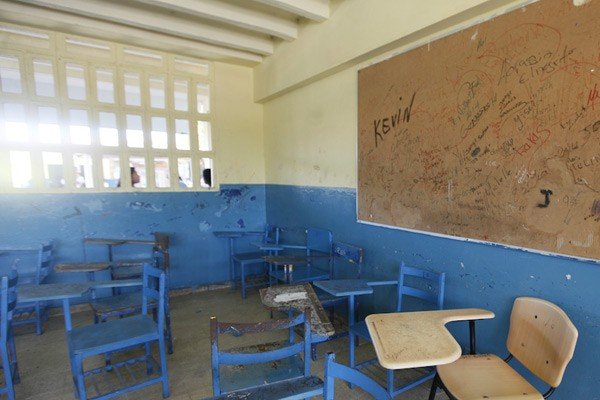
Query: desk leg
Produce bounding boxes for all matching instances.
[229,238,235,289]
[349,295,356,370]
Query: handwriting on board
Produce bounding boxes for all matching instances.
[358,0,600,260]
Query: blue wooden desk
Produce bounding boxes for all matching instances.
[213,231,264,284]
[18,279,144,330]
[313,280,373,328]
[19,283,90,331]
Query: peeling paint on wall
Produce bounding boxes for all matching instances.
[127,201,163,212]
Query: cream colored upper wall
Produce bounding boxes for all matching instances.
[261,0,534,187]
[213,62,265,184]
[255,0,534,102]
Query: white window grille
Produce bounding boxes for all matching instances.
[0,24,215,192]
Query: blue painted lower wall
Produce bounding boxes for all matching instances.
[0,185,266,289]
[266,184,600,399]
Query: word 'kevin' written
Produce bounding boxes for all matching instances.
[373,92,416,147]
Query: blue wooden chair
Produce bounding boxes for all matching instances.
[67,264,169,400]
[349,262,445,397]
[0,266,20,400]
[89,238,173,354]
[324,353,390,400]
[0,242,53,335]
[208,309,323,399]
[232,225,280,299]
[89,279,174,355]
[268,228,333,285]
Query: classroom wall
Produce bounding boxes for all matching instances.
[0,62,266,288]
[260,0,600,398]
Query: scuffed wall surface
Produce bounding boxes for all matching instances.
[266,184,600,400]
[0,185,266,288]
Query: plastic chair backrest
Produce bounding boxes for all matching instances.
[210,308,312,396]
[306,228,332,254]
[506,297,578,388]
[323,353,389,400]
[332,242,364,278]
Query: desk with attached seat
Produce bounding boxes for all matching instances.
[366,308,495,370]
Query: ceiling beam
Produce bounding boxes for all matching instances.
[134,0,297,41]
[0,1,262,65]
[252,0,330,22]
[14,0,274,55]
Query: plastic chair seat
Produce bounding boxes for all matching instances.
[68,315,158,354]
[90,292,155,315]
[349,320,372,341]
[437,354,543,400]
[232,252,266,263]
[219,341,306,393]
[207,376,323,400]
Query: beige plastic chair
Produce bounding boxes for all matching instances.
[428,297,578,400]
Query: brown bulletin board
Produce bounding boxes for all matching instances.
[357,0,600,259]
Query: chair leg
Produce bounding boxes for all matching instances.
[311,343,317,361]
[428,374,439,400]
[8,332,19,384]
[241,263,246,299]
[386,369,394,397]
[1,343,15,400]
[35,302,43,335]
[157,338,170,398]
[164,298,174,355]
[74,354,88,400]
[144,343,153,375]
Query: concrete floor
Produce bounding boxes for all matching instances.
[12,288,438,399]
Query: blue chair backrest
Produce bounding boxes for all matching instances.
[332,242,364,278]
[210,309,312,396]
[306,228,333,255]
[0,242,53,284]
[1,266,18,342]
[398,263,445,312]
[141,264,166,332]
[324,353,389,400]
[368,262,445,312]
[263,225,280,244]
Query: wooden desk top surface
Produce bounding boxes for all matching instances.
[83,238,156,246]
[54,262,112,273]
[366,308,495,369]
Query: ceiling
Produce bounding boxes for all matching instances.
[0,0,332,65]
